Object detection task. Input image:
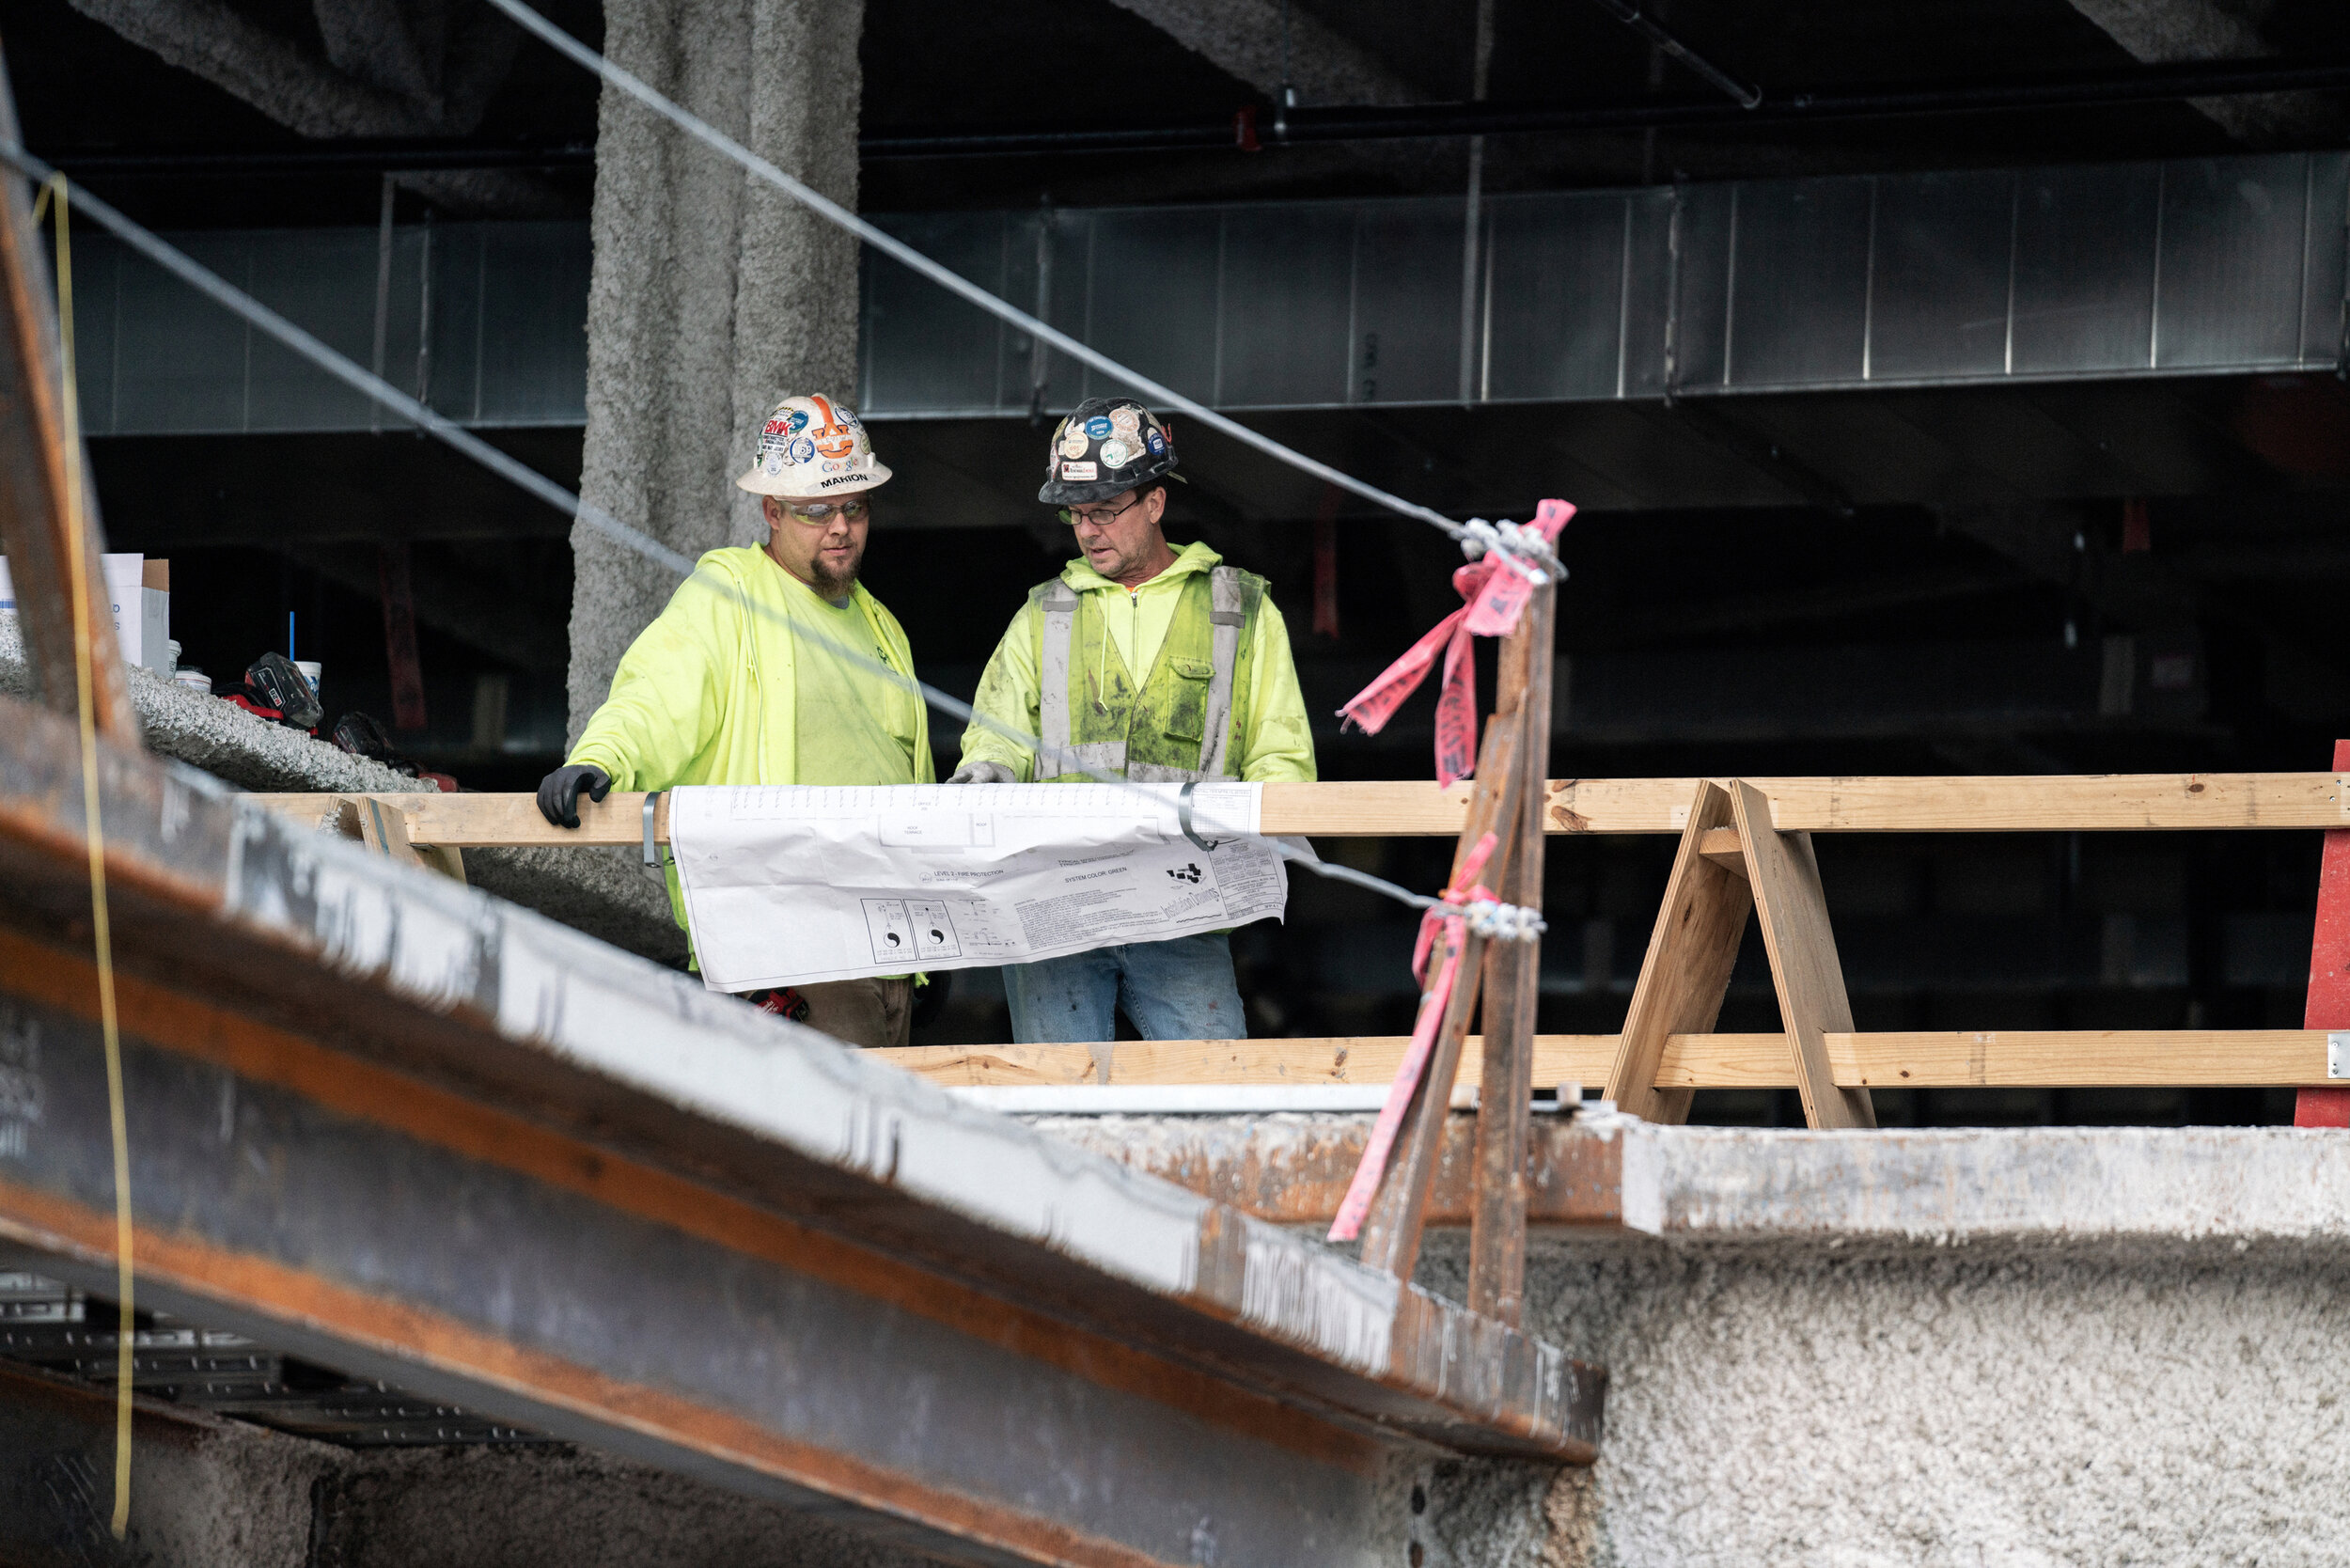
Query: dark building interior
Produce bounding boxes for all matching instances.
[10,0,2350,1126]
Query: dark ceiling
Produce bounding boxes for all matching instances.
[11,0,2350,224]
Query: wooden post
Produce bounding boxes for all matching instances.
[1466,580,1555,1324]
[0,66,136,740]
[1730,780,1875,1129]
[1606,780,1748,1124]
[1355,723,1521,1280]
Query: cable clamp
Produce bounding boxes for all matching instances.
[1457,898,1547,944]
[1457,517,1567,584]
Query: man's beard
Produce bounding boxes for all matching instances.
[806,544,862,599]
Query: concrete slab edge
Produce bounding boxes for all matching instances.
[1616,1119,2350,1241]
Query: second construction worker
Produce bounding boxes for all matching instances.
[536,394,932,1048]
[951,396,1315,1043]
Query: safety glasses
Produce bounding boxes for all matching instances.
[784,498,870,524]
[1058,494,1146,529]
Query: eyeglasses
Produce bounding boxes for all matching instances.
[1058,494,1146,530]
[783,498,870,524]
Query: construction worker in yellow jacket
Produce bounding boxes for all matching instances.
[535,394,932,1049]
[951,397,1314,1043]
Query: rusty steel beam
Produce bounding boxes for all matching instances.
[1033,1116,1626,1230]
[0,691,1603,1566]
[0,46,135,739]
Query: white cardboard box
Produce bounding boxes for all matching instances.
[0,553,171,675]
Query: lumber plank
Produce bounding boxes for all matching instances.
[1605,781,1747,1123]
[0,84,138,743]
[1355,922,1485,1278]
[1538,774,2350,835]
[1732,779,1874,1129]
[1697,825,1748,875]
[1470,581,1554,1325]
[246,774,2350,849]
[1357,719,1519,1282]
[886,1037,1609,1088]
[876,1030,2343,1090]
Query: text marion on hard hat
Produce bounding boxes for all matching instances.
[736,394,894,496]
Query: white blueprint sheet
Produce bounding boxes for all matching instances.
[669,782,1286,992]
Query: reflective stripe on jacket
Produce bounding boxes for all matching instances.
[959,541,1317,785]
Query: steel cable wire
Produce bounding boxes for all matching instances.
[0,145,1528,925]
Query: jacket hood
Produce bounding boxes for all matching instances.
[1059,540,1222,595]
[708,543,878,610]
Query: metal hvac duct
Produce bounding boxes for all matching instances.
[60,150,2348,438]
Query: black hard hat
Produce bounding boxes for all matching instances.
[1037,397,1184,506]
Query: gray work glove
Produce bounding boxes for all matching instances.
[537,762,611,828]
[946,760,1015,784]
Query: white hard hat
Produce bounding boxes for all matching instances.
[735,393,894,496]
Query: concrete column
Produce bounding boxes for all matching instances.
[569,0,864,743]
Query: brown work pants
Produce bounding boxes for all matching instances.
[796,976,914,1050]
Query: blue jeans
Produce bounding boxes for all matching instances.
[1004,933,1246,1043]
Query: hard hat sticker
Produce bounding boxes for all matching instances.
[1059,428,1089,459]
[1061,461,1098,481]
[737,394,892,495]
[1100,438,1132,467]
[1084,416,1114,438]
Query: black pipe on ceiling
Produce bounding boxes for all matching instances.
[40,58,2350,176]
[867,57,2350,159]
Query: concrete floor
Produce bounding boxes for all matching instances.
[1034,1115,2350,1565]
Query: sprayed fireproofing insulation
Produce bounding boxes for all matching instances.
[0,617,686,963]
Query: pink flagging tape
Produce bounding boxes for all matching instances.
[1327,832,1502,1245]
[1336,500,1575,788]
[1327,933,1464,1244]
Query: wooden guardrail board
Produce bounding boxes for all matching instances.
[1538,775,2350,835]
[245,773,2350,845]
[878,1030,2342,1090]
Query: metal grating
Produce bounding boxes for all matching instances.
[0,1272,550,1447]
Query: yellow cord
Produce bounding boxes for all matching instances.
[39,172,133,1539]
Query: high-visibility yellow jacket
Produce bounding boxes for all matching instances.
[570,545,932,928]
[958,541,1316,784]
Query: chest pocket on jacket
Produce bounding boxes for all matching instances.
[1162,657,1214,741]
[875,645,920,756]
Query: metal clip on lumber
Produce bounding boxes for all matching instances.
[1176,780,1226,854]
[1457,517,1567,584]
[643,790,663,868]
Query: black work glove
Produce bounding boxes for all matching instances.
[537,763,612,828]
